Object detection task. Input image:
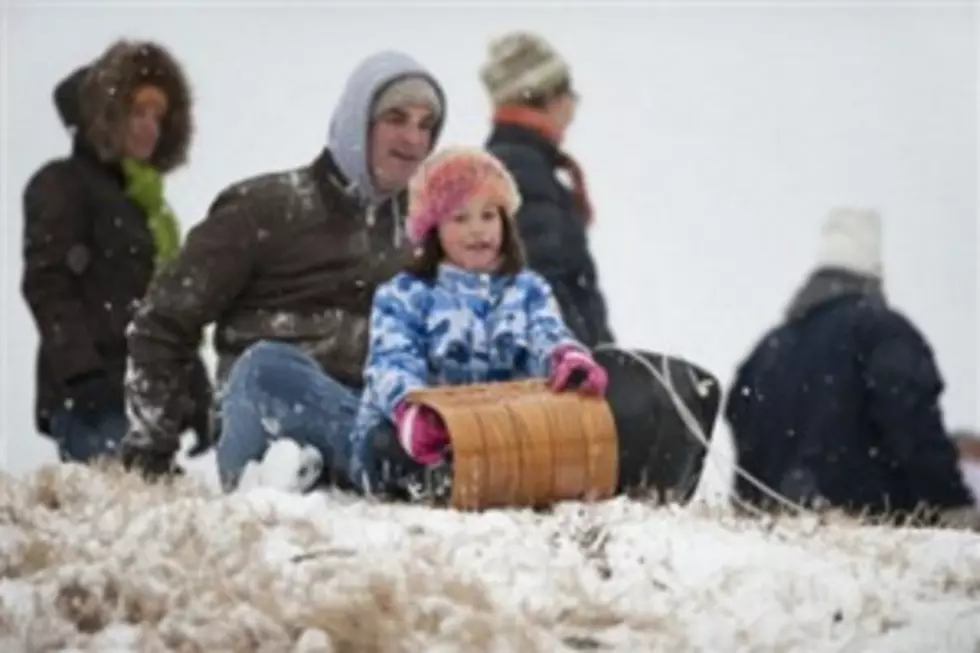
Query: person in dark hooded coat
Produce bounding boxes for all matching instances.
[20,39,204,464]
[724,208,978,528]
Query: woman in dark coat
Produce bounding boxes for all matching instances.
[21,39,203,463]
[480,31,615,349]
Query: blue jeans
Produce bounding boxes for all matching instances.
[49,407,128,464]
[216,340,361,492]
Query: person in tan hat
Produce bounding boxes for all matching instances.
[724,208,978,529]
[480,31,615,349]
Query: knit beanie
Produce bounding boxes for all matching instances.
[373,75,443,120]
[816,207,883,279]
[406,146,521,245]
[480,31,572,106]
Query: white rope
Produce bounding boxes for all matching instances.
[593,343,812,517]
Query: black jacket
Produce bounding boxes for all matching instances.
[725,268,975,521]
[22,42,193,435]
[486,123,614,348]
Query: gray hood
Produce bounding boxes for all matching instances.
[327,50,446,205]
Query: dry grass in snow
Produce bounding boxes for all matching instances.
[0,461,978,653]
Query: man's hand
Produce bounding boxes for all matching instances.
[183,355,218,458]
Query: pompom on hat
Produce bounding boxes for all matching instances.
[406,146,521,245]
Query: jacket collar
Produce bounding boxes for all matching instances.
[785,267,885,321]
[487,122,564,165]
[72,134,125,185]
[313,147,409,226]
[435,262,512,301]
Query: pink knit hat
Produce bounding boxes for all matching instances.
[406,146,522,245]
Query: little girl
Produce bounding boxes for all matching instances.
[348,145,608,494]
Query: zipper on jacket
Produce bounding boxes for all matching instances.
[364,197,403,248]
[392,200,403,247]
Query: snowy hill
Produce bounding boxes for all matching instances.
[0,460,977,652]
[3,6,977,650]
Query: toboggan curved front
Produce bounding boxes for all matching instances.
[406,380,620,510]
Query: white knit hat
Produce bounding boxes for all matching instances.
[816,207,883,278]
[480,31,571,106]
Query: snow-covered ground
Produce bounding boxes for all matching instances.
[0,443,977,653]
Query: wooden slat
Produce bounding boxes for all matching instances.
[407,380,619,510]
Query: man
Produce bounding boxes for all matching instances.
[725,208,978,527]
[121,50,446,486]
[21,39,195,463]
[479,31,615,348]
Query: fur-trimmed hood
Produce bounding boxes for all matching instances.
[53,39,193,173]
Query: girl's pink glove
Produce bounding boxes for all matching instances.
[393,401,450,465]
[548,344,609,395]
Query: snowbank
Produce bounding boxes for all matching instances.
[0,462,977,652]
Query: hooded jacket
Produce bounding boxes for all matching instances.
[725,268,975,520]
[123,51,445,454]
[21,40,192,435]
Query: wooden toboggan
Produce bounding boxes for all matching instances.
[405,380,619,511]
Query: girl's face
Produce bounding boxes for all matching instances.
[437,194,504,273]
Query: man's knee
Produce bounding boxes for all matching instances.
[226,341,319,396]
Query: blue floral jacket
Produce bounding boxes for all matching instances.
[348,262,582,485]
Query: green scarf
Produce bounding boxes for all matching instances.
[122,157,182,268]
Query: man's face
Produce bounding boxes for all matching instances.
[369,105,438,194]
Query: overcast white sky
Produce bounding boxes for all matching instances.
[2,1,976,478]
